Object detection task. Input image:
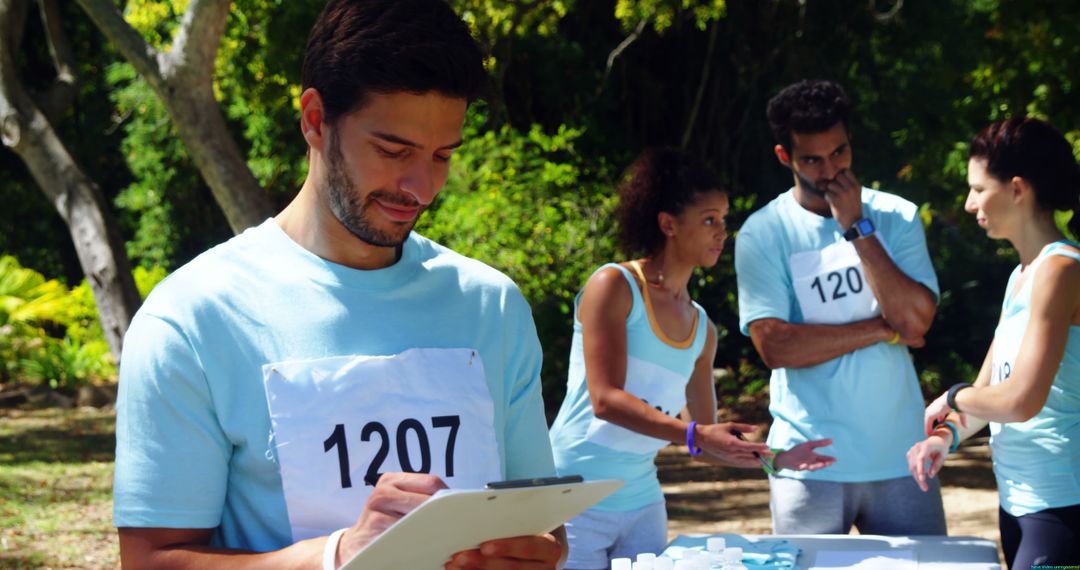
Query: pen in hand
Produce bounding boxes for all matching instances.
[730,429,777,474]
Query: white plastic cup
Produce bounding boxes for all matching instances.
[724,547,744,563]
[653,556,675,570]
[637,552,657,563]
[612,557,632,570]
[706,537,725,553]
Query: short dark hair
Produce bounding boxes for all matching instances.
[616,148,725,256]
[970,117,1080,236]
[301,0,488,125]
[767,80,852,152]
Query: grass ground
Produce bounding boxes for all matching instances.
[0,407,1001,569]
[0,408,118,569]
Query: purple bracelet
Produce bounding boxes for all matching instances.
[686,421,702,456]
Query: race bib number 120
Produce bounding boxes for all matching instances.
[789,239,881,324]
[263,348,500,542]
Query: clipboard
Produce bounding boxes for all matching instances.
[340,478,623,569]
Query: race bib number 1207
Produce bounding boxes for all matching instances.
[263,348,500,542]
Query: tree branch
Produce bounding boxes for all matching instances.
[595,17,648,98]
[168,0,231,80]
[870,0,904,23]
[0,0,30,148]
[36,0,78,123]
[73,0,163,88]
[2,0,29,55]
[681,20,719,150]
[76,0,270,232]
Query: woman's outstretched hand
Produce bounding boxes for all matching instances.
[775,439,836,472]
[906,434,951,492]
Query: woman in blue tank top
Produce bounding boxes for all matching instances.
[549,148,835,569]
[907,118,1080,569]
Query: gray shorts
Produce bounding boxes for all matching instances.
[564,501,668,570]
[769,475,947,535]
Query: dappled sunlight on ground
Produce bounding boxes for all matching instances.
[659,440,1003,564]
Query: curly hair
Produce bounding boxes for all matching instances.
[766,79,851,152]
[615,148,725,257]
[302,0,488,125]
[970,117,1080,237]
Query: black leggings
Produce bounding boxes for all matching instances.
[999,504,1080,569]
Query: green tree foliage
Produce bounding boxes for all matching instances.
[214,0,317,199]
[614,0,726,32]
[0,255,98,388]
[0,256,164,390]
[442,0,1080,406]
[452,0,571,44]
[107,63,231,267]
[419,107,619,402]
[102,0,311,268]
[3,0,1080,413]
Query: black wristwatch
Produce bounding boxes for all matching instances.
[843,218,875,241]
[947,382,974,412]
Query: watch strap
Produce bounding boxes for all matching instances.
[946,382,974,413]
[843,218,875,241]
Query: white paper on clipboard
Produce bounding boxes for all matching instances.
[340,478,623,569]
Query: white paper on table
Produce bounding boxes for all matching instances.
[810,549,916,569]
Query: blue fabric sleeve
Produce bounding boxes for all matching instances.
[881,205,940,300]
[500,287,557,480]
[735,224,793,336]
[113,312,230,529]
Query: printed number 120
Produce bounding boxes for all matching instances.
[810,267,864,303]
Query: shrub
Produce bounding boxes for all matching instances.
[0,256,167,391]
[419,111,620,411]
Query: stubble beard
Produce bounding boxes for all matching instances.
[324,130,424,248]
[794,168,827,198]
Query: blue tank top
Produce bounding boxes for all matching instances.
[990,241,1080,516]
[549,262,709,511]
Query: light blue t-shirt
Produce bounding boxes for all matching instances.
[735,188,939,482]
[113,219,555,551]
[550,263,709,511]
[989,241,1080,516]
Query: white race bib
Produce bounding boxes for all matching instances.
[991,320,1022,386]
[585,356,689,454]
[789,239,881,324]
[263,348,500,541]
[992,262,1042,388]
[989,315,1022,442]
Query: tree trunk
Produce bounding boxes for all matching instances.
[161,76,273,232]
[0,0,140,361]
[75,0,274,233]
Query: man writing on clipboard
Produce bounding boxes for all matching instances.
[734,80,946,535]
[112,1,566,568]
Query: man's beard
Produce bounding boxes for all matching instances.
[324,131,425,248]
[794,169,827,198]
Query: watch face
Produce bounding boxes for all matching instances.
[856,218,875,235]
